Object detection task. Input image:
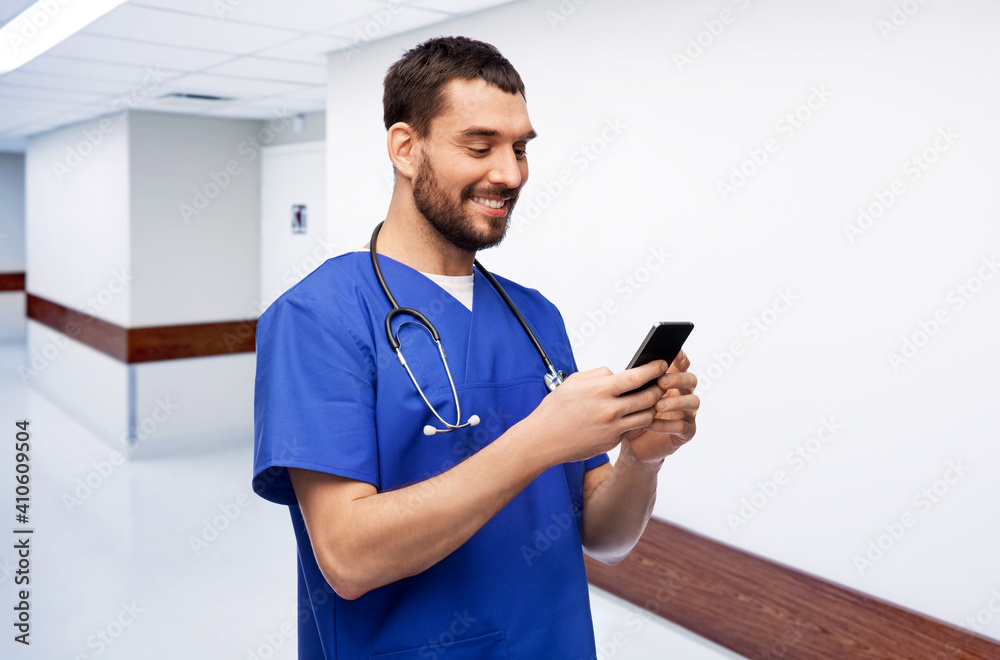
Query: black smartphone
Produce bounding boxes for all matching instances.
[621,322,694,395]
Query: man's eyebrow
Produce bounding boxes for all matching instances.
[458,127,538,141]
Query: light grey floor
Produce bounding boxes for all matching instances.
[0,342,738,659]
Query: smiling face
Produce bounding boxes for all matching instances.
[410,77,535,253]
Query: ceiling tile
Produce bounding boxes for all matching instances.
[0,0,516,145]
[131,0,382,33]
[281,86,327,102]
[324,6,448,50]
[83,4,300,55]
[405,0,518,14]
[45,33,238,71]
[0,97,80,114]
[205,57,327,85]
[17,56,184,85]
[0,83,107,103]
[254,34,351,65]
[0,71,139,95]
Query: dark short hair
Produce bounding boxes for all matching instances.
[383,36,526,139]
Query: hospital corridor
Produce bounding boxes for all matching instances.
[2,1,1000,659]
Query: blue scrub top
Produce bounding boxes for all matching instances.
[253,250,609,659]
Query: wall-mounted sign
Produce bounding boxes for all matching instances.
[291,204,307,234]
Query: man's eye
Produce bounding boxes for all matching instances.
[515,149,527,158]
[471,148,489,154]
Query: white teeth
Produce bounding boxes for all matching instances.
[473,196,505,209]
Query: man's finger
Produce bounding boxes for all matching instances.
[655,393,700,414]
[616,360,669,395]
[666,349,690,374]
[656,371,698,395]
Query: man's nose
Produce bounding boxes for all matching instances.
[487,148,523,189]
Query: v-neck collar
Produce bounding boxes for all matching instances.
[359,250,536,388]
[366,250,476,314]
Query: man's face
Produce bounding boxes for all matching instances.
[411,78,534,253]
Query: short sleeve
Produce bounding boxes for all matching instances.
[252,294,379,506]
[546,299,610,473]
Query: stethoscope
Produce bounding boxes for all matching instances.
[369,221,567,435]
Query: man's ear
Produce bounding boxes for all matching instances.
[386,122,419,180]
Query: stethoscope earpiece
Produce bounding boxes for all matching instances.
[371,221,563,435]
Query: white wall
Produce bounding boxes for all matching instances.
[129,111,262,326]
[23,111,263,456]
[0,151,25,272]
[267,110,325,147]
[259,141,331,312]
[26,115,131,325]
[326,0,1000,640]
[0,151,26,341]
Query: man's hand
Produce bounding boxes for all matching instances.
[522,360,671,468]
[618,349,699,465]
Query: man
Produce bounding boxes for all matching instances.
[252,36,699,658]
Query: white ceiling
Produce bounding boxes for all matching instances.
[0,0,518,152]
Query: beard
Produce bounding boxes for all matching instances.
[411,151,518,252]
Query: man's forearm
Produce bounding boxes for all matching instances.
[581,443,662,564]
[327,420,553,598]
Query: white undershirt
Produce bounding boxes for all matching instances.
[357,249,474,311]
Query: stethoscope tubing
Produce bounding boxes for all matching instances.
[369,220,565,434]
